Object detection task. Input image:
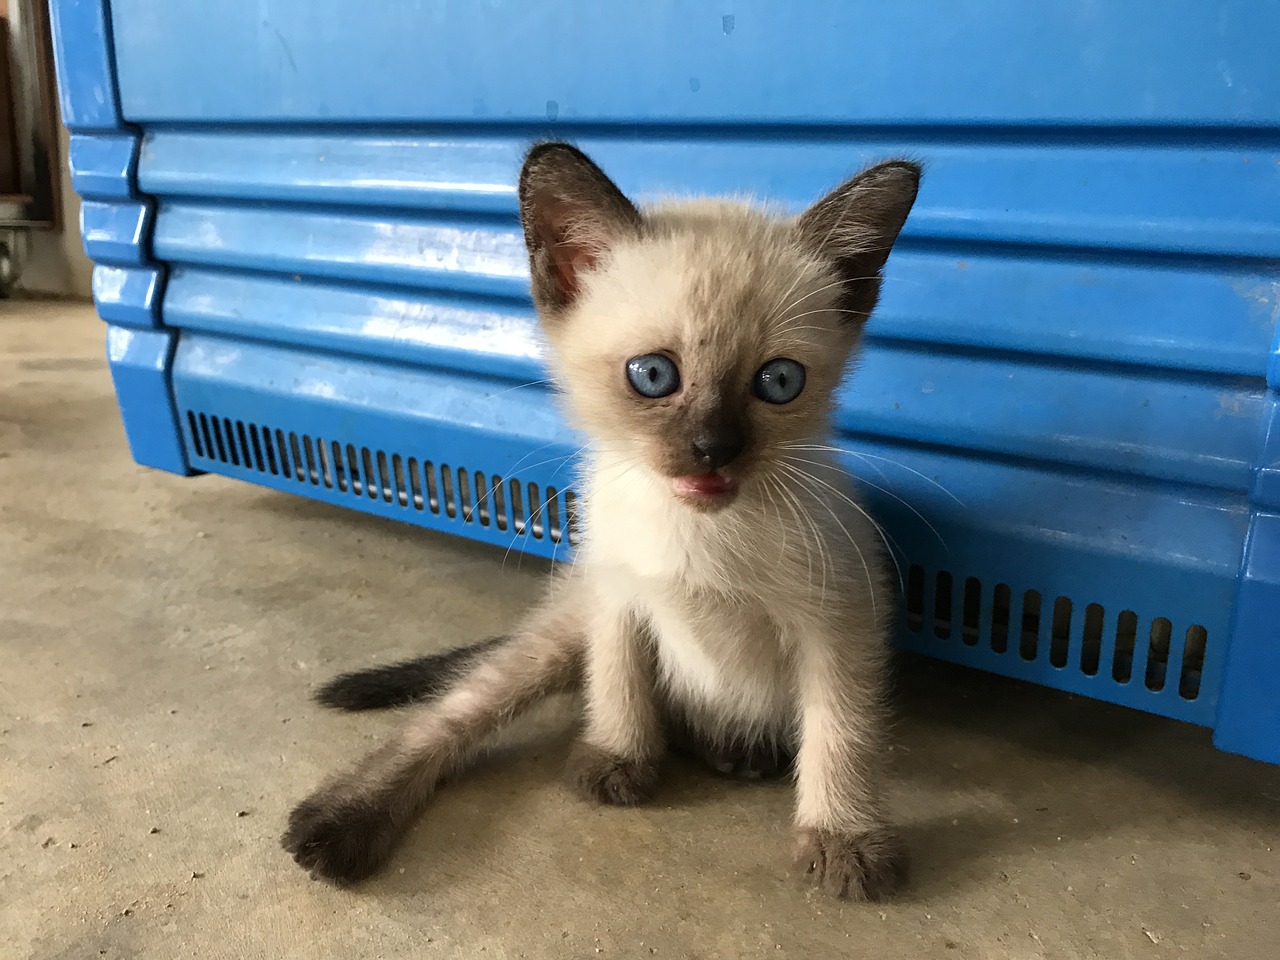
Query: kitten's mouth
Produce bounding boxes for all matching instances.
[671,470,739,507]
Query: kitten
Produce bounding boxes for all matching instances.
[282,143,921,901]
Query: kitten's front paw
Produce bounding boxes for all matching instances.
[793,825,908,901]
[566,740,658,806]
[281,788,401,885]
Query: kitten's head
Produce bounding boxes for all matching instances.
[518,143,919,512]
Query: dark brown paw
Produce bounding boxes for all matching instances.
[566,740,658,806]
[793,825,908,901]
[281,788,401,885]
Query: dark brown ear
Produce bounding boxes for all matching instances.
[517,143,642,316]
[796,160,921,323]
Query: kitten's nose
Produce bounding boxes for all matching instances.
[690,434,745,471]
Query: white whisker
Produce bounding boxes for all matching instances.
[484,377,563,400]
[769,276,856,328]
[780,444,965,505]
[769,471,832,608]
[775,461,885,618]
[781,453,949,553]
[776,458,904,597]
[763,473,815,595]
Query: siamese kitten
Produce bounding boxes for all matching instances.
[282,143,921,901]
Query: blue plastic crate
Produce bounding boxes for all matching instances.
[49,0,1280,764]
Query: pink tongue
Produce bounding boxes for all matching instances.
[675,471,731,496]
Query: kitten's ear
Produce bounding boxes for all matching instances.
[796,160,921,322]
[518,143,642,315]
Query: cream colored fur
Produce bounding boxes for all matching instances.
[552,199,894,833]
[283,149,919,898]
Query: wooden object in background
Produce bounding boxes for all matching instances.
[1,0,58,223]
[0,15,25,200]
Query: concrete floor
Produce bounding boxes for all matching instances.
[1,299,1277,960]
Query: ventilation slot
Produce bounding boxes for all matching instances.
[348,445,365,497]
[218,419,237,466]
[901,567,1208,700]
[1113,610,1138,684]
[1181,625,1207,700]
[331,442,347,492]
[289,432,305,482]
[315,439,332,488]
[961,577,981,646]
[527,482,545,539]
[255,425,275,475]
[440,464,457,518]
[470,470,489,526]
[263,427,280,475]
[425,460,440,513]
[1080,603,1104,676]
[460,468,481,522]
[361,448,378,501]
[392,455,408,507]
[1146,618,1171,692]
[491,475,508,531]
[509,479,526,534]
[237,422,255,470]
[1019,590,1041,661]
[1049,597,1072,668]
[905,565,925,632]
[991,583,1011,654]
[187,411,204,458]
[182,410,582,546]
[547,487,564,544]
[933,571,953,639]
[199,414,218,462]
[407,457,423,509]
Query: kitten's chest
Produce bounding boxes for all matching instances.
[582,465,802,726]
[642,585,793,728]
[585,482,780,589]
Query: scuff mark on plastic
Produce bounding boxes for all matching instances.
[1229,277,1280,335]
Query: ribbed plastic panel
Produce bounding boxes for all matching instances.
[49,0,1280,761]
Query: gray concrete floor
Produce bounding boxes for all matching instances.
[1,299,1277,960]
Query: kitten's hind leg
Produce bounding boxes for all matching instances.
[282,605,583,884]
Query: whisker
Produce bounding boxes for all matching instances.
[776,309,869,330]
[771,472,831,607]
[780,444,965,505]
[782,454,949,553]
[776,459,904,597]
[769,276,856,327]
[500,444,591,572]
[758,474,791,566]
[484,377,563,400]
[483,440,580,504]
[776,461,886,616]
[769,273,923,331]
[764,473,815,594]
[793,446,892,485]
[763,262,814,330]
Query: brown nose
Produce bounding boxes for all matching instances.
[690,433,744,471]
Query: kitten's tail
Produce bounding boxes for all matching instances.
[314,636,511,711]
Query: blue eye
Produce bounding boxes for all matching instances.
[626,354,681,398]
[754,358,806,404]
